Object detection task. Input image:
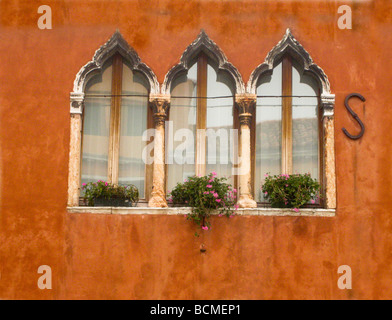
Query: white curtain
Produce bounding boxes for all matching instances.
[255,62,282,201]
[166,63,197,192]
[292,60,319,179]
[206,63,234,182]
[119,63,149,198]
[81,62,112,188]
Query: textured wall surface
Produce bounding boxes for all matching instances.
[1,0,392,299]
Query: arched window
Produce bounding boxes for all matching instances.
[81,54,150,199]
[254,55,320,202]
[247,29,336,209]
[166,53,236,192]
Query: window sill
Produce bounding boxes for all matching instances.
[67,206,335,217]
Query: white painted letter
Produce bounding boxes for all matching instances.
[142,128,156,165]
[338,5,352,30]
[37,265,52,289]
[337,265,352,289]
[37,5,52,30]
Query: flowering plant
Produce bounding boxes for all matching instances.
[261,173,320,211]
[168,172,237,233]
[82,180,139,207]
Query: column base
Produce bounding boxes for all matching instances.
[148,194,168,208]
[237,195,257,208]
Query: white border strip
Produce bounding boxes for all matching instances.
[67,207,335,217]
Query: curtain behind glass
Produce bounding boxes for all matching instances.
[119,64,149,198]
[206,63,234,182]
[255,62,282,202]
[166,63,197,192]
[292,60,319,179]
[81,61,112,188]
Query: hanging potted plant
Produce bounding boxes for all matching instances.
[168,172,238,236]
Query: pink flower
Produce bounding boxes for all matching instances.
[209,179,214,182]
[311,199,315,204]
[218,214,222,217]
[202,226,209,230]
[206,184,212,188]
[82,183,86,186]
[233,188,237,193]
[264,191,268,195]
[105,182,108,186]
[234,204,239,210]
[216,199,221,203]
[211,171,217,177]
[213,192,219,198]
[293,208,299,213]
[285,184,288,187]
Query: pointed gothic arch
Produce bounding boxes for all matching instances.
[247,28,335,118]
[70,31,159,114]
[162,30,245,95]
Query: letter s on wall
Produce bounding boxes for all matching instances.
[342,93,365,140]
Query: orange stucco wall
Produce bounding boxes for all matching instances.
[1,0,392,299]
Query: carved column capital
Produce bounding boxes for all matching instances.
[320,93,335,119]
[70,92,85,114]
[235,94,256,126]
[239,113,253,127]
[149,94,170,126]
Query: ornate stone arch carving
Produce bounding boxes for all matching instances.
[162,30,245,95]
[247,28,335,118]
[70,30,159,114]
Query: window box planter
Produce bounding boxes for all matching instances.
[261,173,320,210]
[93,198,137,207]
[82,181,139,208]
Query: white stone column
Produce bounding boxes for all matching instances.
[321,94,336,209]
[148,94,170,207]
[236,94,257,208]
[67,93,84,206]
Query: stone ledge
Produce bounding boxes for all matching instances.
[67,207,335,217]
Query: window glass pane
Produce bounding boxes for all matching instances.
[255,62,282,202]
[119,63,149,198]
[292,60,319,179]
[206,63,234,182]
[81,61,112,187]
[167,63,197,192]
